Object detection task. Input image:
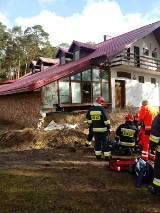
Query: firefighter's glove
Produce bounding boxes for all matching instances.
[85,141,91,147]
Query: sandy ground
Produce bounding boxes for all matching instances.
[0,113,159,212]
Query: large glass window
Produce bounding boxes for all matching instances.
[71,82,81,103]
[71,73,81,81]
[58,67,110,105]
[93,83,101,101]
[59,82,70,103]
[101,70,109,82]
[82,69,91,81]
[92,68,100,81]
[82,82,91,103]
[102,84,110,102]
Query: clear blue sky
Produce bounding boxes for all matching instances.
[0,0,160,45]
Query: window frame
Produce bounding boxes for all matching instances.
[138,76,144,83]
[143,48,149,56]
[60,56,66,65]
[58,66,111,105]
[152,51,157,58]
[123,48,130,60]
[151,78,156,84]
[74,50,80,60]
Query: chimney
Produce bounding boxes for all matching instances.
[104,35,106,41]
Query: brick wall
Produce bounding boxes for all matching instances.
[0,91,42,127]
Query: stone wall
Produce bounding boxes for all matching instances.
[0,91,42,127]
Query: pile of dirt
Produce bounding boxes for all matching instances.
[0,128,85,151]
[0,111,128,151]
[0,111,127,151]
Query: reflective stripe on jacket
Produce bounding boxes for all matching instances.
[86,103,110,133]
[149,113,160,145]
[116,121,138,146]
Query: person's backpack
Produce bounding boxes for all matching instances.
[135,158,154,187]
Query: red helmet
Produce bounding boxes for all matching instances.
[125,113,134,121]
[95,96,105,105]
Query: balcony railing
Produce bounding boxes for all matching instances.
[111,52,160,72]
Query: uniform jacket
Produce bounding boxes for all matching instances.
[86,102,110,133]
[116,121,138,147]
[150,113,160,146]
[138,103,158,131]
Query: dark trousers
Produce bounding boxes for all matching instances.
[153,149,160,193]
[93,132,111,156]
[87,126,93,142]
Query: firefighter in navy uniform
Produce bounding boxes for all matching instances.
[115,114,138,156]
[86,96,111,161]
[148,113,160,195]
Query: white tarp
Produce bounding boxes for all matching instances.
[44,120,77,131]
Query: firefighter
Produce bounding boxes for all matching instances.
[148,113,160,195]
[138,100,158,161]
[115,113,138,156]
[86,96,111,161]
[133,112,144,153]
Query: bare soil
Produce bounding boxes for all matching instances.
[0,112,159,213]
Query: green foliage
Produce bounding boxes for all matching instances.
[0,22,58,79]
[0,22,95,80]
[0,71,7,80]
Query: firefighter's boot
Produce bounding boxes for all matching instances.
[148,186,160,196]
[96,155,102,161]
[105,156,112,161]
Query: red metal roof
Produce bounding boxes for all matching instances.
[0,21,160,95]
[36,57,59,65]
[17,72,32,80]
[68,40,96,52]
[55,47,73,58]
[29,61,39,68]
[30,61,37,66]
[0,80,15,85]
